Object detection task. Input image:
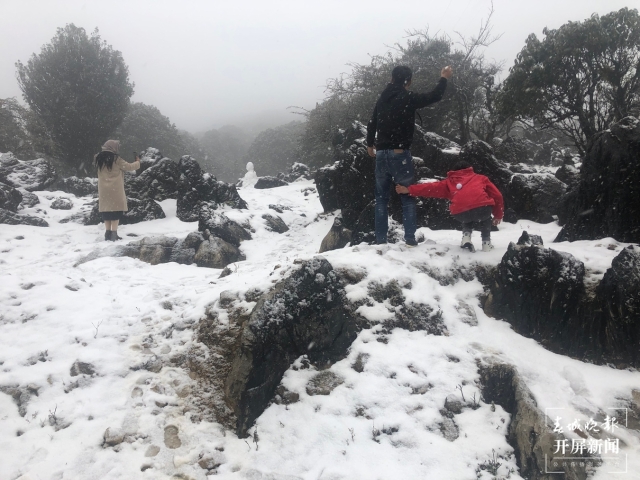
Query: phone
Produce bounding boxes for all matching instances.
[133,151,138,160]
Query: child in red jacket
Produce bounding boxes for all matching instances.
[395,161,504,252]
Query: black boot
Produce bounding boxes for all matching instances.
[112,231,122,241]
[104,230,112,241]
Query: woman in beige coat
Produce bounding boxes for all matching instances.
[95,140,140,241]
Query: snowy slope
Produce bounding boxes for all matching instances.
[0,181,638,480]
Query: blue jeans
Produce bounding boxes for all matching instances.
[375,149,416,243]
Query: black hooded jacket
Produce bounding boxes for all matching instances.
[366,77,447,150]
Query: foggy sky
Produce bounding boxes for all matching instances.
[0,0,633,133]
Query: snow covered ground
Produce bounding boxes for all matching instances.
[1,180,638,479]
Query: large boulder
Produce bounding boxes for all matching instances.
[0,208,48,227]
[507,174,567,223]
[554,164,581,189]
[576,245,640,367]
[53,176,98,197]
[18,189,40,208]
[0,182,23,212]
[177,156,247,222]
[198,206,251,247]
[194,237,245,268]
[254,176,288,189]
[280,162,310,182]
[494,137,541,165]
[556,117,640,243]
[126,157,179,201]
[407,127,461,177]
[222,257,358,436]
[485,242,640,368]
[136,148,165,174]
[0,157,56,191]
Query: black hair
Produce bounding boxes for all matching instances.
[392,65,412,86]
[95,151,116,171]
[452,160,472,171]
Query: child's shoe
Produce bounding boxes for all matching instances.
[482,240,494,252]
[461,232,474,252]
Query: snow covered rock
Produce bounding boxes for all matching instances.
[554,164,580,189]
[410,126,461,176]
[137,147,165,174]
[50,197,73,210]
[205,256,358,436]
[254,176,288,189]
[282,162,310,182]
[17,188,39,208]
[485,242,585,352]
[0,157,56,191]
[176,155,247,222]
[53,176,98,197]
[479,362,595,480]
[126,157,179,202]
[556,116,640,243]
[485,242,640,368]
[194,237,245,269]
[0,182,22,212]
[261,213,288,233]
[198,206,251,247]
[494,136,541,165]
[0,208,48,227]
[507,173,567,223]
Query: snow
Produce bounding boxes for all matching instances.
[0,179,638,479]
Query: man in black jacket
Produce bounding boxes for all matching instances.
[367,65,452,245]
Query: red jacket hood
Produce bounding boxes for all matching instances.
[447,167,476,185]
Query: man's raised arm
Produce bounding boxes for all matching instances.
[412,66,453,109]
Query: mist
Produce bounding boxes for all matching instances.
[0,0,631,134]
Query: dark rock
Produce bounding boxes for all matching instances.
[479,363,596,480]
[517,231,544,246]
[576,245,640,367]
[556,117,640,243]
[220,257,359,436]
[244,288,263,302]
[313,122,374,224]
[194,237,245,269]
[129,236,179,265]
[262,213,289,233]
[50,197,73,210]
[0,208,48,227]
[177,156,247,222]
[350,201,376,245]
[54,176,98,197]
[273,385,300,405]
[485,243,586,350]
[508,163,538,174]
[319,215,352,252]
[444,394,463,414]
[410,126,461,177]
[305,371,344,396]
[219,267,232,278]
[0,182,22,212]
[268,204,291,214]
[59,201,98,225]
[494,137,541,164]
[282,162,310,182]
[137,148,165,174]
[554,164,580,189]
[0,157,56,191]
[70,361,95,376]
[18,189,39,208]
[505,174,567,223]
[219,290,239,308]
[485,243,640,368]
[126,157,179,201]
[198,206,251,246]
[254,176,288,189]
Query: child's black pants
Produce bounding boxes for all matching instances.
[453,206,493,241]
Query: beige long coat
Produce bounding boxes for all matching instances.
[96,140,140,212]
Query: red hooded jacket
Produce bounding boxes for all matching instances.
[407,167,504,219]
